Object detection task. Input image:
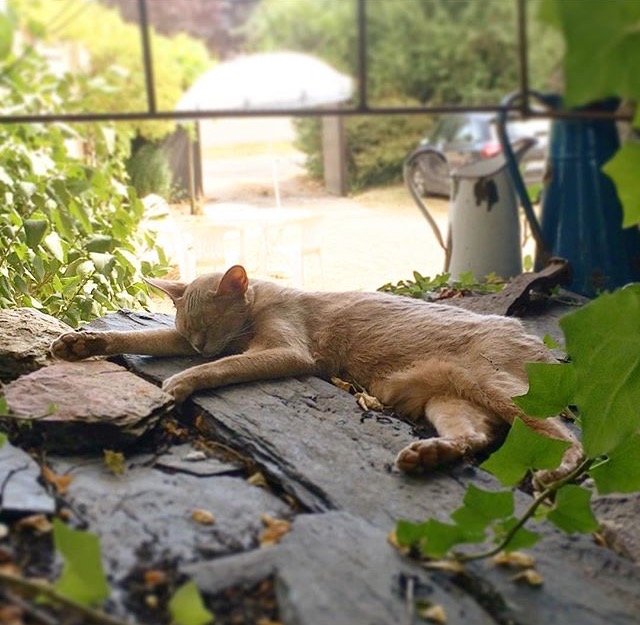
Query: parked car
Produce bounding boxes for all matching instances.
[406,113,549,197]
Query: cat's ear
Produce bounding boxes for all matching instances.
[216,265,249,297]
[144,277,187,303]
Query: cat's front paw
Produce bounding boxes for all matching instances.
[396,438,465,473]
[162,372,197,404]
[50,331,109,361]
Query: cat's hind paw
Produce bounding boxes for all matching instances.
[50,331,108,361]
[396,438,466,473]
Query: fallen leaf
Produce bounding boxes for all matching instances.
[144,569,169,588]
[184,451,207,462]
[248,472,268,488]
[331,376,353,392]
[260,514,291,546]
[511,568,544,586]
[103,449,126,476]
[58,508,73,522]
[417,601,447,623]
[191,509,216,525]
[492,551,535,568]
[41,464,73,494]
[16,514,52,534]
[421,559,465,574]
[355,391,385,412]
[0,604,23,625]
[0,563,22,577]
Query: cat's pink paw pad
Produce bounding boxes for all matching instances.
[162,374,196,403]
[396,438,464,473]
[50,332,107,361]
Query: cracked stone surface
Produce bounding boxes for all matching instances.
[0,438,55,515]
[3,360,174,452]
[0,307,71,381]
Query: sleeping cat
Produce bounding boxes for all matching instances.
[51,265,581,479]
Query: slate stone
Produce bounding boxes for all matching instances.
[154,443,243,477]
[186,511,495,625]
[0,439,55,516]
[3,361,173,452]
[592,493,640,563]
[0,307,72,381]
[50,455,293,579]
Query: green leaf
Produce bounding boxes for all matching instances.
[0,396,8,416]
[513,362,576,418]
[560,286,640,456]
[53,519,109,607]
[543,334,561,350]
[590,434,640,494]
[395,519,430,547]
[542,0,640,107]
[85,235,114,253]
[493,517,541,552]
[602,142,640,227]
[547,485,599,534]
[24,219,49,249]
[169,581,214,625]
[450,485,514,534]
[0,13,14,60]
[0,431,6,447]
[418,519,469,559]
[481,418,571,487]
[44,232,65,263]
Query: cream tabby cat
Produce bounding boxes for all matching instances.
[51,265,581,478]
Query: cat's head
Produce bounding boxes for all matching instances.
[146,265,251,357]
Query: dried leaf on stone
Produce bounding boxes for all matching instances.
[417,601,447,623]
[386,529,409,555]
[260,514,291,546]
[184,451,207,462]
[492,551,535,568]
[421,559,465,574]
[191,509,216,525]
[248,472,268,488]
[103,449,126,476]
[41,464,72,495]
[355,391,385,412]
[511,568,544,586]
[16,514,52,534]
[330,376,353,392]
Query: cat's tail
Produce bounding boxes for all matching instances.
[371,357,574,443]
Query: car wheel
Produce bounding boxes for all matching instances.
[410,152,449,197]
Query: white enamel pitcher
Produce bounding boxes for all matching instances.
[404,138,535,280]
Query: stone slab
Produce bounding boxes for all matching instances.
[0,307,72,381]
[3,360,174,452]
[0,439,55,516]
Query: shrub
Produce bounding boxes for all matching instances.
[126,142,172,199]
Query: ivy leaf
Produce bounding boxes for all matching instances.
[481,418,571,487]
[547,485,599,534]
[560,286,640,456]
[418,519,471,559]
[53,519,109,606]
[590,434,640,494]
[540,0,640,107]
[395,519,430,547]
[493,517,541,552]
[513,362,576,418]
[168,581,214,625]
[450,485,514,534]
[602,143,640,227]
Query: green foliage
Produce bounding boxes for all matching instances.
[378,270,505,299]
[540,0,640,228]
[0,39,165,326]
[395,285,640,561]
[10,0,213,141]
[513,362,576,418]
[53,519,109,607]
[560,285,640,457]
[480,418,571,488]
[126,142,172,199]
[249,0,560,190]
[169,581,215,625]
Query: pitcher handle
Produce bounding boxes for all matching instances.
[498,91,551,262]
[403,146,448,254]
